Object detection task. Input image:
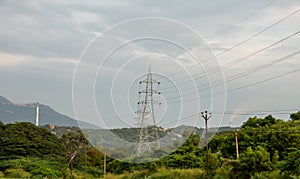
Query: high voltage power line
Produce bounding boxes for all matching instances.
[236,130,300,133]
[212,108,300,114]
[158,109,299,127]
[119,7,300,129]
[157,8,300,82]
[207,0,278,40]
[203,8,300,63]
[163,49,300,94]
[160,29,300,91]
[166,67,300,104]
[163,49,300,98]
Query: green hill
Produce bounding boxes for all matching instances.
[0,96,96,128]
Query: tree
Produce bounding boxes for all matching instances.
[85,147,103,166]
[162,152,204,169]
[233,146,272,178]
[0,122,65,159]
[0,120,4,129]
[161,135,204,169]
[290,111,300,121]
[106,160,133,174]
[209,132,236,159]
[279,150,300,177]
[242,115,278,128]
[61,130,89,175]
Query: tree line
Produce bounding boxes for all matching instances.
[0,111,299,178]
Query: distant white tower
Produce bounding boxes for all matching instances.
[36,102,39,126]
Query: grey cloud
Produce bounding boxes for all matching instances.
[0,0,299,127]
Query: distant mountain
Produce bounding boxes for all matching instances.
[0,96,97,128]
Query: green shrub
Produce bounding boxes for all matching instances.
[5,168,31,178]
[213,165,232,179]
[162,168,205,179]
[0,157,67,178]
[130,170,151,179]
[251,170,292,179]
[149,169,169,178]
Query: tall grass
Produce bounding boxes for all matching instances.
[104,168,205,179]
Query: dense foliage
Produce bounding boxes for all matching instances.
[0,111,300,178]
[0,122,65,159]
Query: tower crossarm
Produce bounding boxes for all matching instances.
[138,90,161,94]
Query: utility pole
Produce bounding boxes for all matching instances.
[235,130,239,159]
[136,66,161,155]
[201,111,211,179]
[84,144,87,179]
[103,151,106,176]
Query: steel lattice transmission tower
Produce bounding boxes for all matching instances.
[136,66,161,155]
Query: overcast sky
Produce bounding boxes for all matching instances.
[0,0,300,129]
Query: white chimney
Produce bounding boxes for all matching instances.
[36,102,39,126]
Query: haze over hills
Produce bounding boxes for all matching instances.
[0,96,237,132]
[0,96,97,128]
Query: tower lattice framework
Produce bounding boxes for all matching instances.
[136,67,161,155]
